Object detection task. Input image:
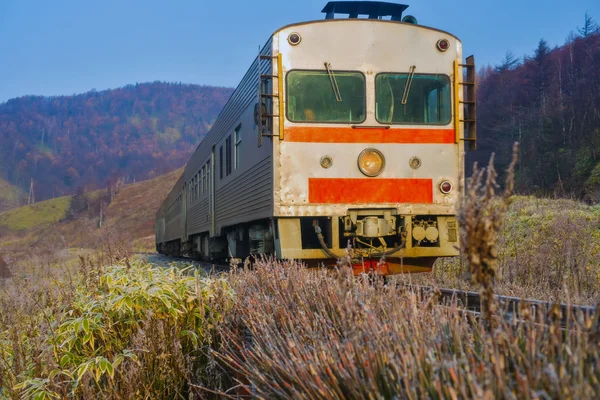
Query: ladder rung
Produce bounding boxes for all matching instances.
[261,74,279,79]
[460,82,475,86]
[459,64,475,68]
[261,134,279,137]
[460,101,476,104]
[461,138,477,141]
[461,119,476,123]
[261,93,279,98]
[259,55,277,60]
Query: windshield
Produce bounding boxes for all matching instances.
[375,74,451,125]
[286,70,366,123]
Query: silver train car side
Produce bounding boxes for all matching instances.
[156,1,477,275]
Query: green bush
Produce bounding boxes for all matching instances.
[1,261,233,399]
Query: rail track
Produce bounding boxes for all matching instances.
[417,286,597,330]
[140,252,597,330]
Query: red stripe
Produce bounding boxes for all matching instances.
[308,178,433,204]
[286,127,455,143]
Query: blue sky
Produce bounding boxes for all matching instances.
[0,0,598,102]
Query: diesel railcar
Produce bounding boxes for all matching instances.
[156,1,477,275]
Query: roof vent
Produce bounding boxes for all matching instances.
[321,1,409,21]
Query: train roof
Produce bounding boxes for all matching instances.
[272,18,460,42]
[321,1,409,20]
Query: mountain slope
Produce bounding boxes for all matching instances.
[0,168,182,258]
[0,82,232,204]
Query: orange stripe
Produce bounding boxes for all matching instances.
[308,178,433,204]
[286,126,455,143]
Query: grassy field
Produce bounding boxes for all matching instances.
[0,196,71,232]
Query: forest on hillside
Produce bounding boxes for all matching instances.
[473,16,600,202]
[0,82,232,202]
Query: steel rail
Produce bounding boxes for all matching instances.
[411,285,597,329]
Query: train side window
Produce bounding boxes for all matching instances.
[219,146,224,180]
[202,165,206,195]
[197,172,201,198]
[234,124,242,169]
[226,135,232,176]
[205,161,210,193]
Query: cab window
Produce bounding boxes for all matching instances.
[286,70,366,123]
[375,73,451,125]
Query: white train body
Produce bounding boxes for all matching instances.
[156,2,476,274]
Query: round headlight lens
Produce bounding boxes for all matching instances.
[358,149,385,177]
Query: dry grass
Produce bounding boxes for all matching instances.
[457,143,518,327]
[217,260,599,399]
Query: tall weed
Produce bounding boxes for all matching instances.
[218,260,599,399]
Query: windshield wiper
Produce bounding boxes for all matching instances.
[401,65,416,105]
[324,62,343,102]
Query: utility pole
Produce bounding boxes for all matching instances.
[28,178,35,205]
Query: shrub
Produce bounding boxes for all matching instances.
[0,260,233,399]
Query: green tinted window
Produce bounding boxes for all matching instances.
[375,74,451,125]
[287,70,366,123]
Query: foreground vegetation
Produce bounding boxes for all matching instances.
[0,248,232,399]
[0,254,597,399]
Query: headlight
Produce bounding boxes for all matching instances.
[358,148,385,177]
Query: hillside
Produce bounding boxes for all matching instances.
[472,30,600,200]
[0,167,182,259]
[0,82,232,206]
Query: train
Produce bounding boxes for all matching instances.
[155,1,477,275]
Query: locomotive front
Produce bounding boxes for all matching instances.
[270,3,476,274]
